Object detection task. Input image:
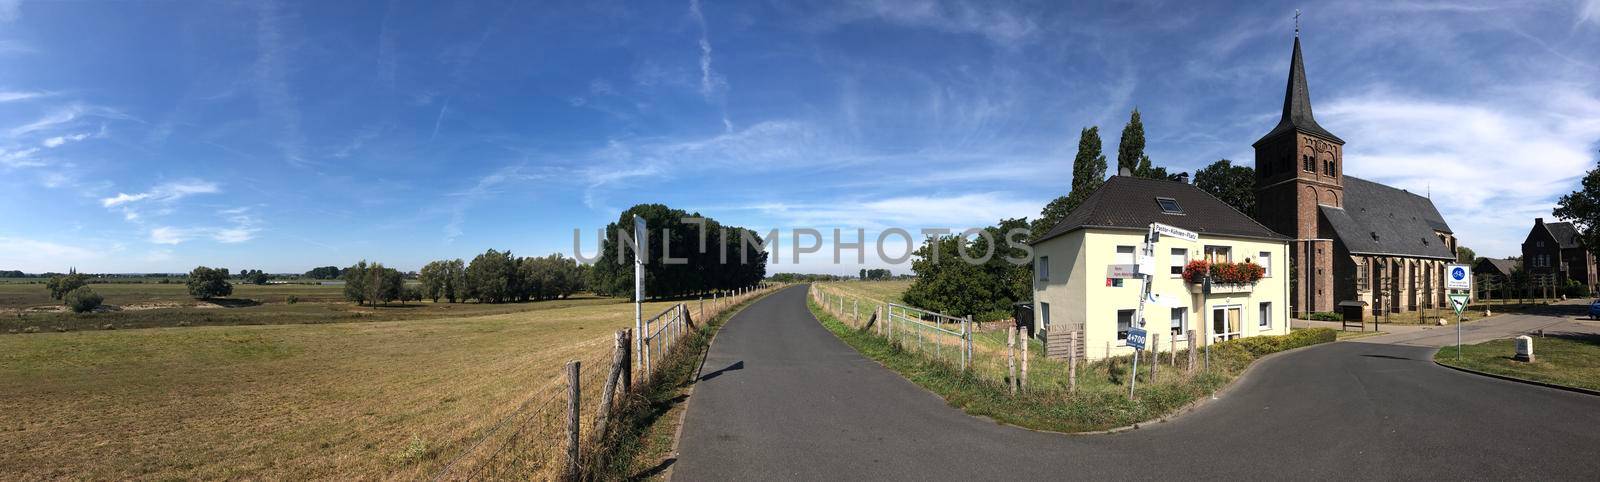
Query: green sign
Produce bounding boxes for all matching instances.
[1449,294,1469,315]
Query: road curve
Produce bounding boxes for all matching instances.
[673,285,1600,480]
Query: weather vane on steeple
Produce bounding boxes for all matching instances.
[1294,9,1301,37]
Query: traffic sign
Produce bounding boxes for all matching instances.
[1446,264,1471,290]
[1126,327,1148,350]
[1449,294,1469,315]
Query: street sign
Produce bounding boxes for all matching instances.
[1151,222,1199,243]
[1126,327,1148,350]
[1107,264,1140,279]
[1446,264,1471,290]
[1450,293,1469,315]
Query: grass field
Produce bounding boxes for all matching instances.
[0,294,704,480]
[1435,333,1600,392]
[0,282,635,333]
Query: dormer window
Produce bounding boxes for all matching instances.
[1156,197,1183,214]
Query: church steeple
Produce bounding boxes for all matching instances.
[1253,36,1344,146]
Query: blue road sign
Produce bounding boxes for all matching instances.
[1127,327,1148,350]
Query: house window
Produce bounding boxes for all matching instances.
[1171,307,1187,338]
[1170,248,1187,277]
[1117,309,1135,342]
[1204,245,1232,263]
[1259,302,1272,329]
[1259,251,1272,277]
[1536,241,1544,248]
[1037,256,1049,281]
[1040,302,1051,332]
[1156,197,1184,214]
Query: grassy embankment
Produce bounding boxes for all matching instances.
[810,281,1335,432]
[0,293,695,480]
[1435,334,1600,392]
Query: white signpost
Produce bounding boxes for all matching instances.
[1128,223,1198,399]
[634,215,646,373]
[1446,264,1471,360]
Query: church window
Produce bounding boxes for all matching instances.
[1323,160,1336,177]
[1302,155,1314,172]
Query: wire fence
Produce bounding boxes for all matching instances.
[427,284,776,481]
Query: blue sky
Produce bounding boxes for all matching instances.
[1,0,1598,274]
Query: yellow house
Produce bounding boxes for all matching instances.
[1031,174,1291,361]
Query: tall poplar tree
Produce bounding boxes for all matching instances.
[1116,109,1145,175]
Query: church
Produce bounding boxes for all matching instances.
[1251,34,1458,318]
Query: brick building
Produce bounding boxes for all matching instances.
[1520,217,1597,293]
[1251,35,1458,317]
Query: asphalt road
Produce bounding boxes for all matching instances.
[673,285,1600,481]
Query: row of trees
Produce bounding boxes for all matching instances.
[859,269,893,280]
[589,204,768,299]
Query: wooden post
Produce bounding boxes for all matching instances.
[1068,331,1078,393]
[1150,333,1160,380]
[1020,329,1030,392]
[699,296,704,322]
[1169,333,1176,367]
[595,330,627,438]
[1187,329,1197,373]
[1007,326,1017,395]
[564,360,581,481]
[621,329,633,393]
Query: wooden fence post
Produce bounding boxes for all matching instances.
[1007,326,1017,395]
[1186,329,1197,373]
[1068,331,1078,393]
[1170,333,1176,367]
[621,329,633,394]
[1150,333,1159,380]
[595,330,627,439]
[1020,330,1030,392]
[564,360,581,481]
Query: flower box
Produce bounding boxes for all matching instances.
[1182,260,1265,292]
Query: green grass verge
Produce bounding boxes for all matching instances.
[585,288,779,481]
[1435,334,1600,392]
[809,296,1335,432]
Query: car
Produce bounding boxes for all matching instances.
[1589,299,1600,320]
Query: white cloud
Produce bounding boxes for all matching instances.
[0,90,46,102]
[100,180,220,207]
[148,208,261,245]
[810,0,1037,46]
[0,146,42,167]
[687,0,725,99]
[0,236,102,272]
[1320,84,1600,257]
[1579,0,1600,26]
[148,226,188,245]
[41,132,90,148]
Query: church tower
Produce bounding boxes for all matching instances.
[1253,34,1344,315]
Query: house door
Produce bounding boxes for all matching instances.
[1211,305,1242,342]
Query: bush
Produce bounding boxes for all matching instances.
[286,295,300,304]
[46,273,88,300]
[1564,279,1589,298]
[64,287,103,313]
[1305,311,1342,321]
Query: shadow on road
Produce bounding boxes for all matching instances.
[1359,354,1418,361]
[698,361,743,382]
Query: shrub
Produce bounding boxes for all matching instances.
[1305,311,1342,321]
[286,295,300,304]
[46,273,88,300]
[1564,279,1589,298]
[64,287,103,313]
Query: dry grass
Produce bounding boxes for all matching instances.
[0,296,705,480]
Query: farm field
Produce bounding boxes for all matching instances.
[0,281,627,333]
[0,295,702,479]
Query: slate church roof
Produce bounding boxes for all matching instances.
[1543,221,1583,249]
[1254,37,1344,146]
[1032,175,1289,244]
[1317,176,1454,260]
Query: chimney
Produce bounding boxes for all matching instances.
[1118,166,1132,177]
[1535,217,1544,225]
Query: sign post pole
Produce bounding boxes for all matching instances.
[1446,264,1472,362]
[1126,327,1147,400]
[633,215,647,378]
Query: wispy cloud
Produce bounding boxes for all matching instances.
[148,207,262,244]
[442,165,546,242]
[687,0,724,99]
[101,180,221,208]
[0,90,47,102]
[807,0,1038,46]
[251,0,310,168]
[0,236,102,272]
[0,0,20,23]
[1320,83,1600,257]
[41,132,90,148]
